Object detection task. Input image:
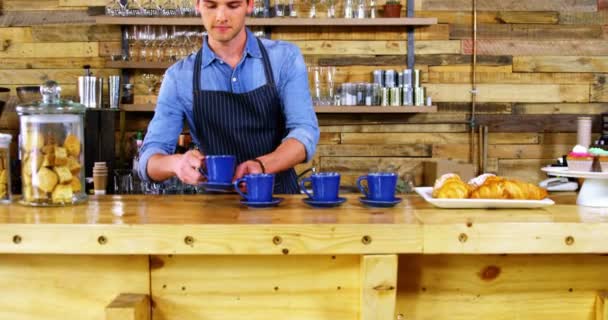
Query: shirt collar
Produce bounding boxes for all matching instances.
[202,28,263,68]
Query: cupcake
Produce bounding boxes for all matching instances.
[567,145,594,172]
[590,147,608,172]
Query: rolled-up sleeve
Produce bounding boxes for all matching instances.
[137,67,185,181]
[278,45,320,162]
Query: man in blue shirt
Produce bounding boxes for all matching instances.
[138,0,320,193]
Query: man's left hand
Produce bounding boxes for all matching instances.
[234,160,264,180]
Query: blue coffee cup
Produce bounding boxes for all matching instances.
[202,155,236,184]
[356,172,398,201]
[299,172,340,201]
[234,173,275,202]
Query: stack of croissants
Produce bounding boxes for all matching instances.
[432,173,548,200]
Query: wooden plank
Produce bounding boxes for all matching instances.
[341,132,539,145]
[360,255,398,320]
[541,133,579,145]
[106,294,150,320]
[31,25,121,42]
[292,40,459,55]
[600,0,608,10]
[0,255,149,320]
[320,123,467,133]
[0,69,120,85]
[0,57,107,69]
[0,27,33,42]
[397,254,608,320]
[0,42,100,58]
[3,0,72,11]
[477,114,600,132]
[320,132,341,144]
[428,65,512,73]
[451,24,603,40]
[436,102,512,114]
[559,11,608,24]
[513,103,608,115]
[317,144,432,157]
[434,144,572,160]
[60,0,105,6]
[463,40,608,56]
[426,84,589,103]
[513,56,608,73]
[417,11,504,24]
[272,24,450,41]
[427,71,596,84]
[496,11,560,24]
[497,158,556,182]
[596,292,608,320]
[151,255,360,320]
[317,54,512,66]
[0,10,95,26]
[420,0,597,11]
[592,75,608,102]
[95,16,437,26]
[314,106,437,113]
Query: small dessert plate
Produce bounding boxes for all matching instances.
[359,197,402,208]
[200,181,234,193]
[240,197,284,208]
[302,197,347,208]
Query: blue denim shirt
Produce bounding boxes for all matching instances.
[138,28,320,181]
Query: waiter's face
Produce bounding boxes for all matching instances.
[198,0,253,43]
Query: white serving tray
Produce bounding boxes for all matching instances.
[414,187,555,209]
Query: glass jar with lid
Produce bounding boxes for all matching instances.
[16,80,87,206]
[0,133,12,203]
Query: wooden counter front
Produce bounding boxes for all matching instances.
[3,193,608,320]
[1,193,608,255]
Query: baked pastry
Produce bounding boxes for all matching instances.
[71,177,82,193]
[52,184,73,204]
[432,173,471,199]
[23,131,44,152]
[63,134,81,157]
[35,167,58,193]
[67,157,81,175]
[54,146,68,166]
[53,166,73,184]
[470,176,507,199]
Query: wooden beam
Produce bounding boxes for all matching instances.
[0,10,94,26]
[513,56,608,73]
[426,84,589,103]
[317,54,511,66]
[420,0,596,11]
[106,294,150,320]
[476,114,601,132]
[360,255,398,320]
[463,40,608,56]
[496,11,559,24]
[560,11,608,24]
[451,24,603,40]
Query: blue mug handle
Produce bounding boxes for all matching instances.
[356,175,369,198]
[299,177,314,199]
[198,157,208,179]
[234,178,248,200]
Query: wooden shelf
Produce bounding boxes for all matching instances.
[95,16,437,26]
[120,104,437,113]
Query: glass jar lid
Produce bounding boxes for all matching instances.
[0,133,11,147]
[15,80,86,115]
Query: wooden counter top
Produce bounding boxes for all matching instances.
[1,193,608,255]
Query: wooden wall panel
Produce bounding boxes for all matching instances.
[150,255,360,320]
[420,0,596,11]
[0,255,149,320]
[396,254,608,320]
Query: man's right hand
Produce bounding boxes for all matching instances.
[173,149,206,185]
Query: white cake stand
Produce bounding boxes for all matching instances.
[542,167,608,207]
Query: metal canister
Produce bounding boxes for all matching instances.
[384,69,396,88]
[381,87,390,106]
[390,87,401,106]
[414,86,425,106]
[402,69,413,87]
[372,70,384,87]
[402,85,414,105]
[397,72,404,87]
[426,96,433,107]
[413,69,421,87]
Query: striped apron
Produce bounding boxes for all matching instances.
[192,38,300,194]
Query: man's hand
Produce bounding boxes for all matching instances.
[173,149,206,185]
[234,159,264,180]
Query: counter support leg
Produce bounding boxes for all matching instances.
[360,255,398,320]
[105,293,150,320]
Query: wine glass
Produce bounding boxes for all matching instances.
[142,73,161,95]
[105,0,122,16]
[161,0,179,16]
[141,0,160,16]
[124,0,143,16]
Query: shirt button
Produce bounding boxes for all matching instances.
[232,77,237,82]
[219,61,224,64]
